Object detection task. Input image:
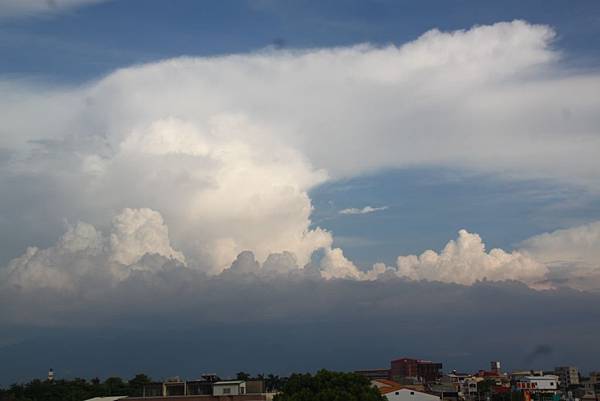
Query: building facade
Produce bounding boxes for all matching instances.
[213,381,247,396]
[513,375,560,401]
[390,358,443,383]
[554,367,579,390]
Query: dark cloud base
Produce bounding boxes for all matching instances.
[1,274,600,386]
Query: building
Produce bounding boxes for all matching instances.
[514,375,559,391]
[213,380,247,396]
[513,375,560,401]
[441,373,479,400]
[427,383,459,401]
[373,379,425,392]
[372,379,440,401]
[185,378,215,395]
[579,374,600,398]
[138,375,270,399]
[390,358,443,383]
[163,377,186,396]
[356,368,392,380]
[555,367,580,390]
[475,361,506,381]
[84,398,127,401]
[384,388,442,401]
[490,362,501,375]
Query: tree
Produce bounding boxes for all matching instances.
[266,373,284,392]
[236,372,251,381]
[129,374,152,397]
[0,374,155,401]
[274,369,385,401]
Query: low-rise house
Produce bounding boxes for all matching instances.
[385,388,442,401]
[372,379,441,401]
[427,383,459,401]
[213,380,247,396]
[163,377,185,396]
[137,375,270,399]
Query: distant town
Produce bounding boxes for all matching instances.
[2,358,599,401]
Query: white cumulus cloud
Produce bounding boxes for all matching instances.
[387,229,548,286]
[0,208,185,291]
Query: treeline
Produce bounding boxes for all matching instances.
[0,374,152,401]
[274,370,385,401]
[0,370,383,401]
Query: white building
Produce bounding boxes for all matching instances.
[514,375,559,391]
[372,380,440,401]
[213,380,247,396]
[382,388,441,401]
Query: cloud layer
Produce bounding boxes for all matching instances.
[2,207,598,299]
[1,21,600,321]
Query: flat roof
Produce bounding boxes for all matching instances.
[214,380,245,385]
[84,397,128,401]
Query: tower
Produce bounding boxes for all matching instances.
[491,361,501,374]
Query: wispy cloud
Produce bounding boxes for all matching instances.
[0,0,109,19]
[339,206,389,215]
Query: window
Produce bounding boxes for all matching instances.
[411,392,415,395]
[223,388,231,394]
[396,392,400,395]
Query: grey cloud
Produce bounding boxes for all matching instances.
[1,215,600,383]
[523,345,554,366]
[1,274,599,385]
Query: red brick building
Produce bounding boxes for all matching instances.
[390,358,443,383]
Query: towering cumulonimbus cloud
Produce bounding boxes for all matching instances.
[1,21,600,290]
[109,208,185,267]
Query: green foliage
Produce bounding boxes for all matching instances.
[1,370,383,401]
[274,369,385,401]
[0,373,152,401]
[236,371,251,381]
[265,373,286,392]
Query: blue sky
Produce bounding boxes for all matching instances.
[2,0,600,384]
[311,169,600,268]
[2,0,600,81]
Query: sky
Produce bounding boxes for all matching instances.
[1,0,600,386]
